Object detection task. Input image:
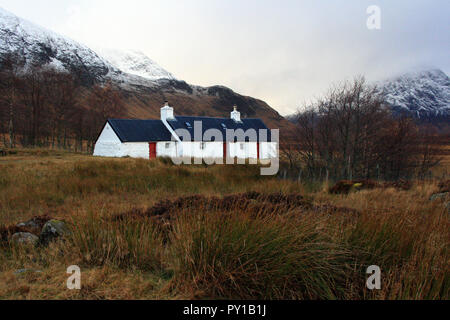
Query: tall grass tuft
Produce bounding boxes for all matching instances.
[67,213,164,273]
[169,211,355,299]
[344,204,450,299]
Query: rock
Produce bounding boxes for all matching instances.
[39,220,71,245]
[17,221,39,233]
[11,232,39,246]
[430,192,449,202]
[445,202,450,214]
[17,216,52,233]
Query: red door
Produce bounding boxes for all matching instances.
[149,142,157,159]
[257,143,260,160]
[223,142,227,160]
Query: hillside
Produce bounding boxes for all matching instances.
[0,7,293,132]
[380,68,450,121]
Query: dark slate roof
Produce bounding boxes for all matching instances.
[107,119,172,142]
[106,117,271,143]
[168,116,271,142]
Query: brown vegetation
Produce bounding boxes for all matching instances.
[0,150,448,300]
[112,192,360,226]
[438,180,450,193]
[329,179,413,195]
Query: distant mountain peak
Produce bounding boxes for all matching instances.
[96,48,176,81]
[0,6,117,84]
[380,68,450,119]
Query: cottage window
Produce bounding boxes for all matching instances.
[240,143,245,150]
[165,143,171,149]
[200,143,206,150]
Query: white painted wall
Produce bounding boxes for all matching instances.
[94,123,149,159]
[178,142,223,158]
[157,141,178,158]
[165,142,277,160]
[122,143,150,159]
[93,123,125,158]
[228,142,258,159]
[260,142,278,160]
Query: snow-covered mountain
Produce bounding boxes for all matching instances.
[0,7,120,84]
[98,49,175,81]
[0,7,176,86]
[0,7,289,130]
[380,69,450,119]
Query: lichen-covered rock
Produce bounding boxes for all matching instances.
[11,232,39,246]
[39,220,71,245]
[430,192,449,202]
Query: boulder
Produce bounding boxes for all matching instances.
[39,220,71,245]
[11,232,39,246]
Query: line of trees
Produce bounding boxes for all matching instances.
[0,53,124,152]
[282,77,441,181]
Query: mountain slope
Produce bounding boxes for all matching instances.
[0,7,120,85]
[0,7,292,132]
[98,48,175,81]
[380,68,450,119]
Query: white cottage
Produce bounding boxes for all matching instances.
[93,102,278,161]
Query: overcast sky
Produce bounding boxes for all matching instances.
[1,0,449,115]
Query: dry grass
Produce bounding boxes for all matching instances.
[0,149,449,300]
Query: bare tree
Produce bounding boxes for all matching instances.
[0,52,25,148]
[291,77,439,181]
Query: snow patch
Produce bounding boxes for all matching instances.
[97,48,176,81]
[379,68,450,117]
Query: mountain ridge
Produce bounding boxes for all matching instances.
[379,68,450,120]
[0,7,292,131]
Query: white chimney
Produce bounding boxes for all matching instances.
[231,105,241,122]
[161,101,174,121]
